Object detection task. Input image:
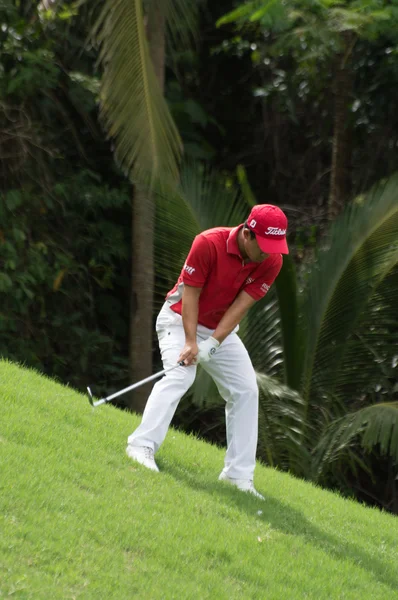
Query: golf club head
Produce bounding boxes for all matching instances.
[87,386,94,406]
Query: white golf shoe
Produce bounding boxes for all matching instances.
[126,445,159,472]
[219,472,264,500]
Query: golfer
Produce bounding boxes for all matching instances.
[126,204,289,499]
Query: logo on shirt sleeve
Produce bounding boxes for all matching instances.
[184,263,196,276]
[261,282,270,293]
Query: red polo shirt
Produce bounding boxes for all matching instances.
[166,225,283,329]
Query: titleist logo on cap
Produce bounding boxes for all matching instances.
[265,226,286,236]
[246,204,289,254]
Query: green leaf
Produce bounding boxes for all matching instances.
[216,1,258,27]
[217,0,289,30]
[93,0,182,188]
[275,255,302,390]
[158,0,201,49]
[0,273,13,292]
[236,165,256,208]
[240,289,284,379]
[250,0,280,23]
[256,372,309,473]
[12,228,26,243]
[314,402,398,475]
[5,191,23,211]
[300,175,398,404]
[184,99,208,127]
[4,260,16,271]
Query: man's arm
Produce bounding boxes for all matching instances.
[178,284,202,366]
[212,290,256,344]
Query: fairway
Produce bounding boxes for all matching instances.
[1,360,397,599]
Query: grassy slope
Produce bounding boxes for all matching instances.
[1,360,397,600]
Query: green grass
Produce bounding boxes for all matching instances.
[1,360,398,600]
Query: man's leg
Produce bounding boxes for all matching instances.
[127,306,197,468]
[201,333,259,483]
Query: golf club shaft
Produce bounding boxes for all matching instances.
[92,361,185,407]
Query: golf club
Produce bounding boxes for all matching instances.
[87,361,185,408]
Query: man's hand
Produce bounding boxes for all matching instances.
[197,337,220,363]
[178,342,199,366]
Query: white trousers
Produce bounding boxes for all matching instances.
[128,302,259,480]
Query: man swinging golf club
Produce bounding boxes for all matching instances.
[126,204,289,499]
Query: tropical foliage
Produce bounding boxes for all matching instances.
[217,0,398,217]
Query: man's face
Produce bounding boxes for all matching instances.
[242,229,269,263]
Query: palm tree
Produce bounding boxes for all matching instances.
[154,163,398,509]
[92,0,199,411]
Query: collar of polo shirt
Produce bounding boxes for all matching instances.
[226,226,243,258]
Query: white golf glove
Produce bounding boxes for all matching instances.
[197,336,220,363]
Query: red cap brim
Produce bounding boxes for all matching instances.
[257,236,289,255]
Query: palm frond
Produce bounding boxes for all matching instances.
[240,290,284,379]
[178,161,248,230]
[236,165,256,208]
[154,161,249,309]
[256,372,310,474]
[331,265,398,403]
[300,175,398,405]
[275,254,302,389]
[158,0,201,49]
[92,0,182,187]
[313,402,398,478]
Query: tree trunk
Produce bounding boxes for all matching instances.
[328,32,355,221]
[128,3,166,413]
